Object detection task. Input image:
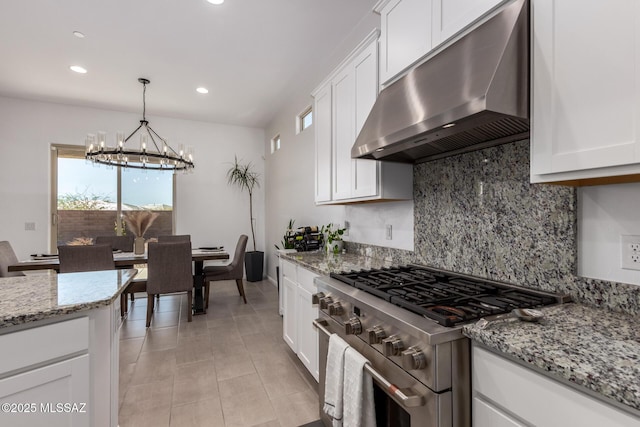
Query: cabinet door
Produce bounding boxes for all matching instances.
[352,39,380,199]
[378,0,433,84]
[432,0,504,46]
[314,82,332,203]
[473,396,525,427]
[282,274,298,352]
[332,66,356,201]
[296,286,319,382]
[531,0,640,178]
[0,355,90,427]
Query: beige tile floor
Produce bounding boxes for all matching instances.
[118,279,320,427]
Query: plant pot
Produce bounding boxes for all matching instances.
[134,237,145,255]
[326,240,344,255]
[244,251,264,282]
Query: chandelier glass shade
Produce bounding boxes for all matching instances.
[85,78,194,171]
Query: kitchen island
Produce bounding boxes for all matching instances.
[0,269,136,427]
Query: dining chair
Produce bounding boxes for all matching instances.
[57,244,115,273]
[120,268,148,317]
[202,234,248,307]
[96,235,140,305]
[95,235,134,252]
[157,234,191,242]
[145,241,193,327]
[0,241,25,277]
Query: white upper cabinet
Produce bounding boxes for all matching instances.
[312,30,413,204]
[530,0,640,184]
[377,0,433,85]
[333,39,379,201]
[375,0,506,85]
[432,0,504,46]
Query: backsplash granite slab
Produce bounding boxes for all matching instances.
[413,139,577,294]
[345,140,639,316]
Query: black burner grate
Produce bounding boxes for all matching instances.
[330,266,558,326]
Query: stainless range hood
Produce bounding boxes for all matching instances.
[352,0,529,163]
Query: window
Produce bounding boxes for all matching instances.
[271,134,281,154]
[297,106,313,134]
[51,145,174,249]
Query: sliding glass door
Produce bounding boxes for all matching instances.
[51,145,174,250]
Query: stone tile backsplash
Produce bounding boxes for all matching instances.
[346,140,640,316]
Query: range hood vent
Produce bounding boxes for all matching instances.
[352,0,529,163]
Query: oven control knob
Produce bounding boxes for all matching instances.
[328,302,344,316]
[311,292,325,305]
[319,297,333,310]
[365,326,386,345]
[345,317,362,335]
[401,347,427,370]
[382,335,404,357]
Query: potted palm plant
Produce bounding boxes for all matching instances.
[227,156,263,281]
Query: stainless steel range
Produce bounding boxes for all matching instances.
[313,264,570,427]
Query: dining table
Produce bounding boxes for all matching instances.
[8,249,229,315]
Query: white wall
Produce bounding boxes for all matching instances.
[578,183,640,285]
[0,96,265,261]
[263,10,414,282]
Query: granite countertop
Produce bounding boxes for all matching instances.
[283,252,640,413]
[464,303,640,413]
[0,269,137,329]
[280,251,396,276]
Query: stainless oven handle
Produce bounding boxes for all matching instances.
[313,319,425,408]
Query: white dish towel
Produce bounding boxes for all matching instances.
[343,347,376,427]
[323,334,349,426]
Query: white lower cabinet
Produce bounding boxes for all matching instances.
[0,303,121,427]
[0,355,90,427]
[281,260,319,381]
[472,344,640,427]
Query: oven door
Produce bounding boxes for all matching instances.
[315,315,453,427]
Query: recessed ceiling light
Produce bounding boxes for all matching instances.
[442,123,456,128]
[196,87,209,94]
[206,0,224,5]
[70,65,87,74]
[72,31,85,38]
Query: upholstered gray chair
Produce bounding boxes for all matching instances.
[157,234,191,242]
[58,244,115,273]
[0,241,24,277]
[202,235,248,307]
[95,235,134,252]
[146,241,193,327]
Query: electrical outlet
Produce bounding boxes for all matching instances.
[621,235,640,270]
[344,221,350,237]
[24,222,36,231]
[385,224,392,240]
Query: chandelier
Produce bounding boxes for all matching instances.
[85,78,195,171]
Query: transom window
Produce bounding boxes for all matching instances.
[271,134,281,154]
[297,106,313,133]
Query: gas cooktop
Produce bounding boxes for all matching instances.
[329,265,567,326]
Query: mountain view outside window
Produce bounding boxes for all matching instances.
[56,152,173,247]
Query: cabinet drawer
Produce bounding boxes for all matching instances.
[281,260,297,282]
[297,267,318,294]
[473,345,640,426]
[0,317,89,377]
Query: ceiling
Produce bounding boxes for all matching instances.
[0,0,376,128]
